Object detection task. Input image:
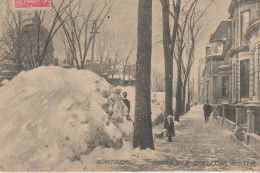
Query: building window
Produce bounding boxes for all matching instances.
[258,46,260,99]
[232,22,235,46]
[233,21,238,47]
[240,59,249,98]
[252,51,256,96]
[233,63,235,101]
[222,75,229,98]
[236,21,239,47]
[212,62,219,75]
[240,10,250,44]
[207,63,211,76]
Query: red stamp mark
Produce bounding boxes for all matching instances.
[15,0,51,8]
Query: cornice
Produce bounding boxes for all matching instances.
[229,0,259,15]
[229,45,249,57]
[245,17,260,40]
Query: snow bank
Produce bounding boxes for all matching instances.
[0,66,132,171]
[151,92,165,122]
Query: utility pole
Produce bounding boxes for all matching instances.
[89,20,100,71]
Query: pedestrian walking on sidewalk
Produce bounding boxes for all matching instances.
[166,115,175,142]
[203,100,212,123]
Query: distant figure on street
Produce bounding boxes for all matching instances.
[186,103,190,113]
[166,115,175,142]
[203,100,212,123]
[122,92,133,123]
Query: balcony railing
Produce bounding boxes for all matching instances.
[249,14,260,26]
[245,13,260,40]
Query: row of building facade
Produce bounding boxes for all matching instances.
[198,0,260,151]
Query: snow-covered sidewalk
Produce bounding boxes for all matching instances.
[92,105,260,171]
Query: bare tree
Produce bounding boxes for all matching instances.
[58,0,113,70]
[133,0,154,150]
[95,30,115,77]
[111,44,121,80]
[181,14,203,114]
[96,35,108,74]
[119,43,135,82]
[61,32,74,66]
[0,0,74,71]
[22,11,56,69]
[174,0,213,120]
[173,0,199,121]
[160,0,181,127]
[32,0,75,66]
[152,70,165,92]
[0,8,25,71]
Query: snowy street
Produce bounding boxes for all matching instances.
[1,0,260,171]
[99,105,260,172]
[0,67,259,171]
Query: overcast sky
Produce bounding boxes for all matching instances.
[95,0,232,89]
[54,1,231,70]
[0,0,232,73]
[104,0,230,63]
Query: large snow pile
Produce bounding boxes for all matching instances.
[0,66,133,171]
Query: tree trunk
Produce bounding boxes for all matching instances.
[161,0,181,127]
[162,0,173,128]
[123,67,126,82]
[133,0,154,150]
[74,59,80,69]
[36,22,41,67]
[182,82,186,114]
[112,72,114,80]
[71,58,74,66]
[112,68,115,79]
[187,78,191,112]
[81,60,85,69]
[38,57,43,66]
[175,49,183,121]
[112,60,116,79]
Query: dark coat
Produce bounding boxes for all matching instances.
[123,99,130,113]
[167,123,175,137]
[166,115,175,137]
[203,104,212,117]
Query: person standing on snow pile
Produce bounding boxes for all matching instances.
[166,115,175,142]
[203,100,212,123]
[122,92,133,123]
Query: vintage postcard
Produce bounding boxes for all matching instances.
[0,0,260,172]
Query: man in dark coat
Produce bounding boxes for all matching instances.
[122,92,130,113]
[122,92,133,123]
[203,100,212,123]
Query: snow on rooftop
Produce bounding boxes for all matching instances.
[107,73,135,80]
[0,70,11,73]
